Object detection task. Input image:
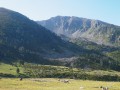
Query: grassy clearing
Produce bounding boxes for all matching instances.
[0,78,120,90]
[0,63,120,81]
[0,63,120,90]
[0,63,23,75]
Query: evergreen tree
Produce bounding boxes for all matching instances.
[16,68,20,74]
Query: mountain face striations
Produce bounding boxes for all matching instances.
[38,16,120,46]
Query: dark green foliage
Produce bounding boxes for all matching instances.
[0,8,84,63]
[69,38,120,71]
[0,73,15,78]
[16,68,20,74]
[73,53,120,71]
[106,50,120,70]
[23,63,120,81]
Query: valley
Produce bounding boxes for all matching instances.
[0,0,120,89]
[0,7,120,90]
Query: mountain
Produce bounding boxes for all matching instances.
[0,8,119,71]
[0,8,86,63]
[37,16,120,71]
[37,16,120,46]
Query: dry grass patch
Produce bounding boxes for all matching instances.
[0,78,120,90]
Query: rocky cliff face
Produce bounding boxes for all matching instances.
[38,16,120,46]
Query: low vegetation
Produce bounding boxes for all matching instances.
[0,78,120,90]
[23,63,120,81]
[0,63,120,81]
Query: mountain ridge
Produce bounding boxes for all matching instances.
[0,8,85,63]
[38,16,120,46]
[0,8,120,71]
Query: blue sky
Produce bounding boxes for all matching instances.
[0,0,120,25]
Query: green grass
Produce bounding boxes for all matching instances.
[86,70,120,76]
[0,78,120,90]
[0,63,24,75]
[0,63,120,90]
[0,63,120,81]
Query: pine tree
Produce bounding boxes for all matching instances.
[16,68,20,74]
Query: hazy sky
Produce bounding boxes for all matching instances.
[0,0,120,25]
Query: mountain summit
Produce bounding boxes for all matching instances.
[38,16,120,46]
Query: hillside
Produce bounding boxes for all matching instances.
[0,8,86,63]
[38,16,120,46]
[0,62,120,81]
[37,16,120,70]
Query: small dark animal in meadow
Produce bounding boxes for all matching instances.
[20,77,23,81]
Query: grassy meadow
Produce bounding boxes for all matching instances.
[0,63,120,90]
[0,78,120,90]
[0,63,23,75]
